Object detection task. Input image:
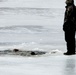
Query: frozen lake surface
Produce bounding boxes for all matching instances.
[0,55,76,75]
[0,0,76,75]
[0,0,66,51]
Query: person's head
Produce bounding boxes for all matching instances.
[65,0,74,5]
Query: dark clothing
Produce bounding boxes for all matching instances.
[63,4,76,54]
[64,31,75,53]
[63,4,76,31]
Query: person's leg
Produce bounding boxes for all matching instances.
[67,40,75,53]
[64,31,75,55]
[69,31,75,53]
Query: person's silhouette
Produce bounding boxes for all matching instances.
[63,0,76,55]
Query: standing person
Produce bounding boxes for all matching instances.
[63,0,76,55]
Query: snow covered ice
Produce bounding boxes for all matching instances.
[0,0,76,75]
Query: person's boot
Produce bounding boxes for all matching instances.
[64,52,75,55]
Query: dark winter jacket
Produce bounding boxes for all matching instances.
[63,4,76,31]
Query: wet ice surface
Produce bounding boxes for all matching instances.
[0,55,76,75]
[0,49,63,56]
[0,49,46,56]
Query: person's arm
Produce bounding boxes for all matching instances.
[66,5,74,21]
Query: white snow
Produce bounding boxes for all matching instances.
[0,0,65,8]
